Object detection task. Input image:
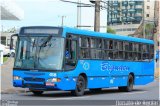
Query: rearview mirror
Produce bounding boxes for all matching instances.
[10,34,18,49]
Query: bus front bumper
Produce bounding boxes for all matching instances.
[13,79,61,90]
[13,71,76,91]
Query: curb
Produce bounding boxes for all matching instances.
[0,88,30,94]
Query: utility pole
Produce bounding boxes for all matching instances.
[77,0,81,28]
[59,16,66,26]
[1,25,3,32]
[90,0,101,32]
[143,1,145,38]
[60,0,107,32]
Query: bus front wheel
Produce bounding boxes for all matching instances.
[118,74,134,92]
[31,91,44,96]
[71,75,86,96]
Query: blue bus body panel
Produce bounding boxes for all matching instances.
[13,60,154,90]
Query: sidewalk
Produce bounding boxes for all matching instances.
[155,68,160,78]
[155,60,160,78]
[0,58,26,94]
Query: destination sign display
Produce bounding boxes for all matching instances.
[20,27,62,35]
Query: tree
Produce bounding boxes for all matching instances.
[107,27,116,34]
[4,27,17,33]
[145,23,155,39]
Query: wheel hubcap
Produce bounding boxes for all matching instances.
[77,79,84,92]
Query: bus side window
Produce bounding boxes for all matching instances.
[108,40,113,59]
[108,51,113,59]
[109,40,113,49]
[114,41,118,50]
[90,38,96,48]
[81,37,90,48]
[138,44,142,61]
[142,44,149,61]
[71,40,77,62]
[118,41,124,60]
[133,43,138,61]
[150,45,154,60]
[80,36,90,59]
[113,41,118,59]
[65,36,77,70]
[128,43,133,60]
[103,39,108,49]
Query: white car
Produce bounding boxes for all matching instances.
[0,44,15,57]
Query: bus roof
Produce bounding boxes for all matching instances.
[19,26,154,44]
[63,27,154,44]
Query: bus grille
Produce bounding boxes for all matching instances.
[23,84,45,88]
[24,77,45,82]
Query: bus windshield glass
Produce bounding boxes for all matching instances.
[14,36,64,71]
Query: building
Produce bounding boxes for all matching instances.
[0,0,24,20]
[0,0,24,64]
[155,0,160,37]
[144,0,155,21]
[1,0,24,46]
[154,0,160,50]
[107,0,155,35]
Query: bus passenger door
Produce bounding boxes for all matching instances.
[61,35,78,90]
[64,35,78,70]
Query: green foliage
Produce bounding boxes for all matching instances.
[107,27,116,34]
[3,57,8,63]
[145,23,155,36]
[4,27,17,33]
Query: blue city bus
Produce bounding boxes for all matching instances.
[11,26,154,96]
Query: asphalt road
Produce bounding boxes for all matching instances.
[1,78,159,106]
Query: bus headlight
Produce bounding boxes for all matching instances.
[13,76,22,80]
[47,78,61,82]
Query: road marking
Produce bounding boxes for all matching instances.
[47,96,90,100]
[123,91,147,95]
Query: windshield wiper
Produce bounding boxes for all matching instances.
[39,35,52,47]
[36,36,52,68]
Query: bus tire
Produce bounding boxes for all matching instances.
[71,75,86,96]
[31,91,43,96]
[118,74,134,92]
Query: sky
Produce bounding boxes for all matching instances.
[1,0,107,32]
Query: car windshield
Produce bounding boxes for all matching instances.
[14,36,64,70]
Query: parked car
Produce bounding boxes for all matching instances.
[0,44,15,57]
[10,48,15,57]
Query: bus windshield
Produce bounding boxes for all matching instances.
[14,36,64,71]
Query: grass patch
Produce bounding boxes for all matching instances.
[3,57,8,63]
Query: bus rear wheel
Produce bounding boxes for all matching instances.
[118,74,134,92]
[31,91,44,96]
[71,75,86,96]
